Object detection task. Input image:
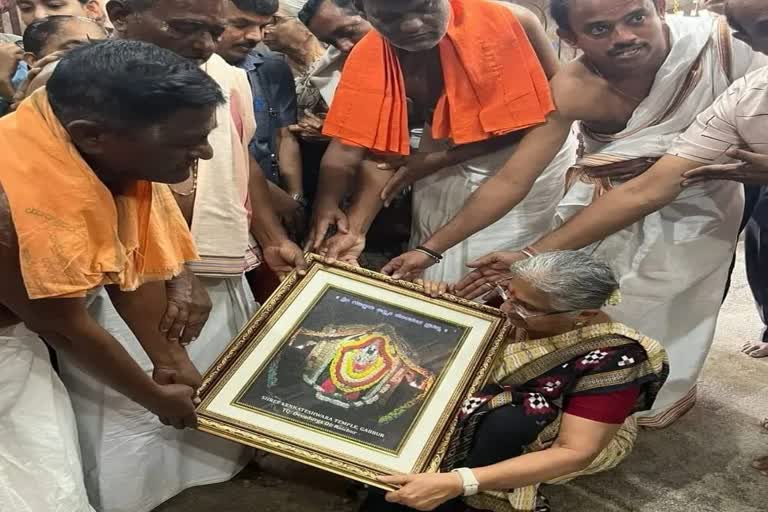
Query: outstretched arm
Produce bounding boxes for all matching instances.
[381,110,574,280]
[529,155,697,253]
[306,140,367,250]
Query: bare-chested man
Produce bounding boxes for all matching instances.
[307,0,578,285]
[0,40,220,511]
[19,0,305,510]
[452,0,764,428]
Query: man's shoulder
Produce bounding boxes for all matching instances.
[550,60,601,120]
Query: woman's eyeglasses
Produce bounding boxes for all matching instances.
[494,279,576,320]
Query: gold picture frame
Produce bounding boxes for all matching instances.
[196,255,510,489]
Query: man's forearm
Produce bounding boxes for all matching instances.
[346,160,390,234]
[421,119,572,254]
[442,132,523,169]
[315,139,366,211]
[107,281,188,369]
[530,156,693,252]
[422,174,533,254]
[277,128,304,197]
[249,155,290,246]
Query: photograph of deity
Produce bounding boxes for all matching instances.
[196,256,509,487]
[234,287,468,452]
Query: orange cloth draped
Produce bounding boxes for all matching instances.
[322,0,555,155]
[0,89,198,299]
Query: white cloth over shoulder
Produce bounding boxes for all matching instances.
[58,277,257,512]
[308,46,346,107]
[556,15,762,426]
[190,54,258,277]
[0,324,94,512]
[412,125,579,283]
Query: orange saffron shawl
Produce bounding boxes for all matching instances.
[0,89,198,299]
[322,0,555,155]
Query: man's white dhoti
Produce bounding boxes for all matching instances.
[58,276,257,512]
[0,324,94,512]
[556,15,764,428]
[412,127,579,284]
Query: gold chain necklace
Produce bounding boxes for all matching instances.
[170,160,199,197]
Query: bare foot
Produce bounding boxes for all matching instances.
[741,341,768,358]
[752,455,768,477]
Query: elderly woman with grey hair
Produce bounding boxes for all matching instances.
[368,251,668,512]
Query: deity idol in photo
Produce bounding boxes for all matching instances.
[268,324,435,424]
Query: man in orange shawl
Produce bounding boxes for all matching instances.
[305,0,578,282]
[0,40,221,512]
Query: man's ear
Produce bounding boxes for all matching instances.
[556,28,577,47]
[66,119,109,156]
[23,52,37,67]
[655,0,667,17]
[84,0,106,22]
[106,0,132,34]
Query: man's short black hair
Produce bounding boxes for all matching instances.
[47,40,225,130]
[231,0,278,16]
[298,0,357,27]
[23,15,102,58]
[551,0,660,33]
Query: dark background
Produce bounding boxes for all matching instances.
[237,286,467,452]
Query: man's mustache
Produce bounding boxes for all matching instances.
[608,43,646,56]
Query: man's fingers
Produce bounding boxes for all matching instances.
[466,254,498,268]
[166,308,189,343]
[382,173,406,205]
[381,258,402,276]
[455,269,483,291]
[335,212,349,234]
[305,221,327,251]
[159,303,179,333]
[183,412,199,429]
[180,317,206,345]
[682,163,743,178]
[726,148,763,165]
[293,249,308,275]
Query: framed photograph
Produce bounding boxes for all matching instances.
[196,255,510,489]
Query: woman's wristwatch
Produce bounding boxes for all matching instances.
[451,467,479,496]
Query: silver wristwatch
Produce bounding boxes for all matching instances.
[452,467,479,496]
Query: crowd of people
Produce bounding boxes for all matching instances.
[0,0,766,511]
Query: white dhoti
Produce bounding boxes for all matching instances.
[556,15,763,427]
[58,276,257,512]
[412,127,579,283]
[0,324,93,512]
[558,180,743,426]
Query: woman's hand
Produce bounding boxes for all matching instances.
[381,250,436,281]
[379,472,463,511]
[454,251,526,300]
